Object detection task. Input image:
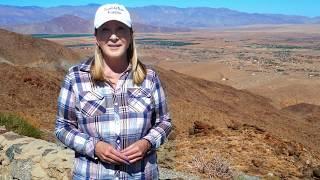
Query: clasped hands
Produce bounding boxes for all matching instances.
[94,139,151,165]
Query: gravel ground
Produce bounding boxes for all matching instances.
[159,167,201,180]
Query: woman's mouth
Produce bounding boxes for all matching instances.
[107,44,121,50]
[108,44,121,47]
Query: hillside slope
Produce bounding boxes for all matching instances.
[0,28,80,69]
[0,62,319,154]
[156,68,320,153]
[1,63,320,178]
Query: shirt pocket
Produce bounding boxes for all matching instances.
[79,91,106,117]
[127,88,153,113]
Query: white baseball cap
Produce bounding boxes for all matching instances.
[94,3,132,29]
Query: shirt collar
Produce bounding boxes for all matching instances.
[79,57,94,72]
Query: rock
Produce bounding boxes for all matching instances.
[0,125,6,134]
[32,155,41,163]
[192,120,214,135]
[5,144,24,162]
[236,174,260,180]
[0,132,74,179]
[2,131,24,141]
[2,159,9,166]
[252,159,263,168]
[0,175,13,180]
[11,159,32,180]
[302,167,313,178]
[287,146,295,156]
[227,120,242,130]
[313,167,320,178]
[40,159,49,169]
[167,130,177,140]
[265,172,281,180]
[188,127,195,135]
[31,164,48,179]
[267,172,274,177]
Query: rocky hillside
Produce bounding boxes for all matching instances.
[0,28,80,69]
[281,103,320,123]
[0,63,63,136]
[156,68,320,154]
[1,62,320,178]
[0,131,200,179]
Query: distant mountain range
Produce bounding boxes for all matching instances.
[0,4,319,33]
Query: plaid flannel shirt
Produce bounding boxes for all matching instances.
[55,58,172,179]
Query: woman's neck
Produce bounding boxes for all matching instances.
[102,54,129,75]
[102,54,129,89]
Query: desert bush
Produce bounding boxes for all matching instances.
[190,152,235,179]
[0,112,41,138]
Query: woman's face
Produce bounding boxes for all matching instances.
[95,20,131,60]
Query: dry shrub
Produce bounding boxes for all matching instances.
[190,153,235,179]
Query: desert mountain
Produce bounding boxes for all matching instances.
[7,14,189,34]
[0,4,319,33]
[131,6,312,28]
[0,5,52,26]
[8,15,93,34]
[0,28,80,69]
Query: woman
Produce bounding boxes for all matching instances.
[55,3,172,179]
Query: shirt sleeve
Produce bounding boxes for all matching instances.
[143,72,172,150]
[55,72,99,159]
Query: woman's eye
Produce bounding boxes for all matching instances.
[102,28,109,31]
[117,27,125,31]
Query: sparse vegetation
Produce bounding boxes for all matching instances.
[190,153,235,179]
[137,38,199,46]
[249,43,316,50]
[0,112,42,138]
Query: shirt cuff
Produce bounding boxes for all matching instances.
[85,137,100,159]
[142,135,157,150]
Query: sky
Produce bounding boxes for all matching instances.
[0,0,319,17]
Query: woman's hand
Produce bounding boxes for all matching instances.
[95,141,130,165]
[121,139,151,164]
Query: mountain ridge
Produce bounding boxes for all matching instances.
[0,4,319,33]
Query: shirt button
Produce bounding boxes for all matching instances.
[114,102,118,106]
[116,139,120,144]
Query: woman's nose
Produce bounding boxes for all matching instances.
[109,33,119,41]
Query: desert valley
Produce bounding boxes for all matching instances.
[0,4,320,179]
[1,24,320,179]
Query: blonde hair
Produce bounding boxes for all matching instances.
[91,30,146,85]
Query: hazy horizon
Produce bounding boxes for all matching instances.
[0,0,319,17]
